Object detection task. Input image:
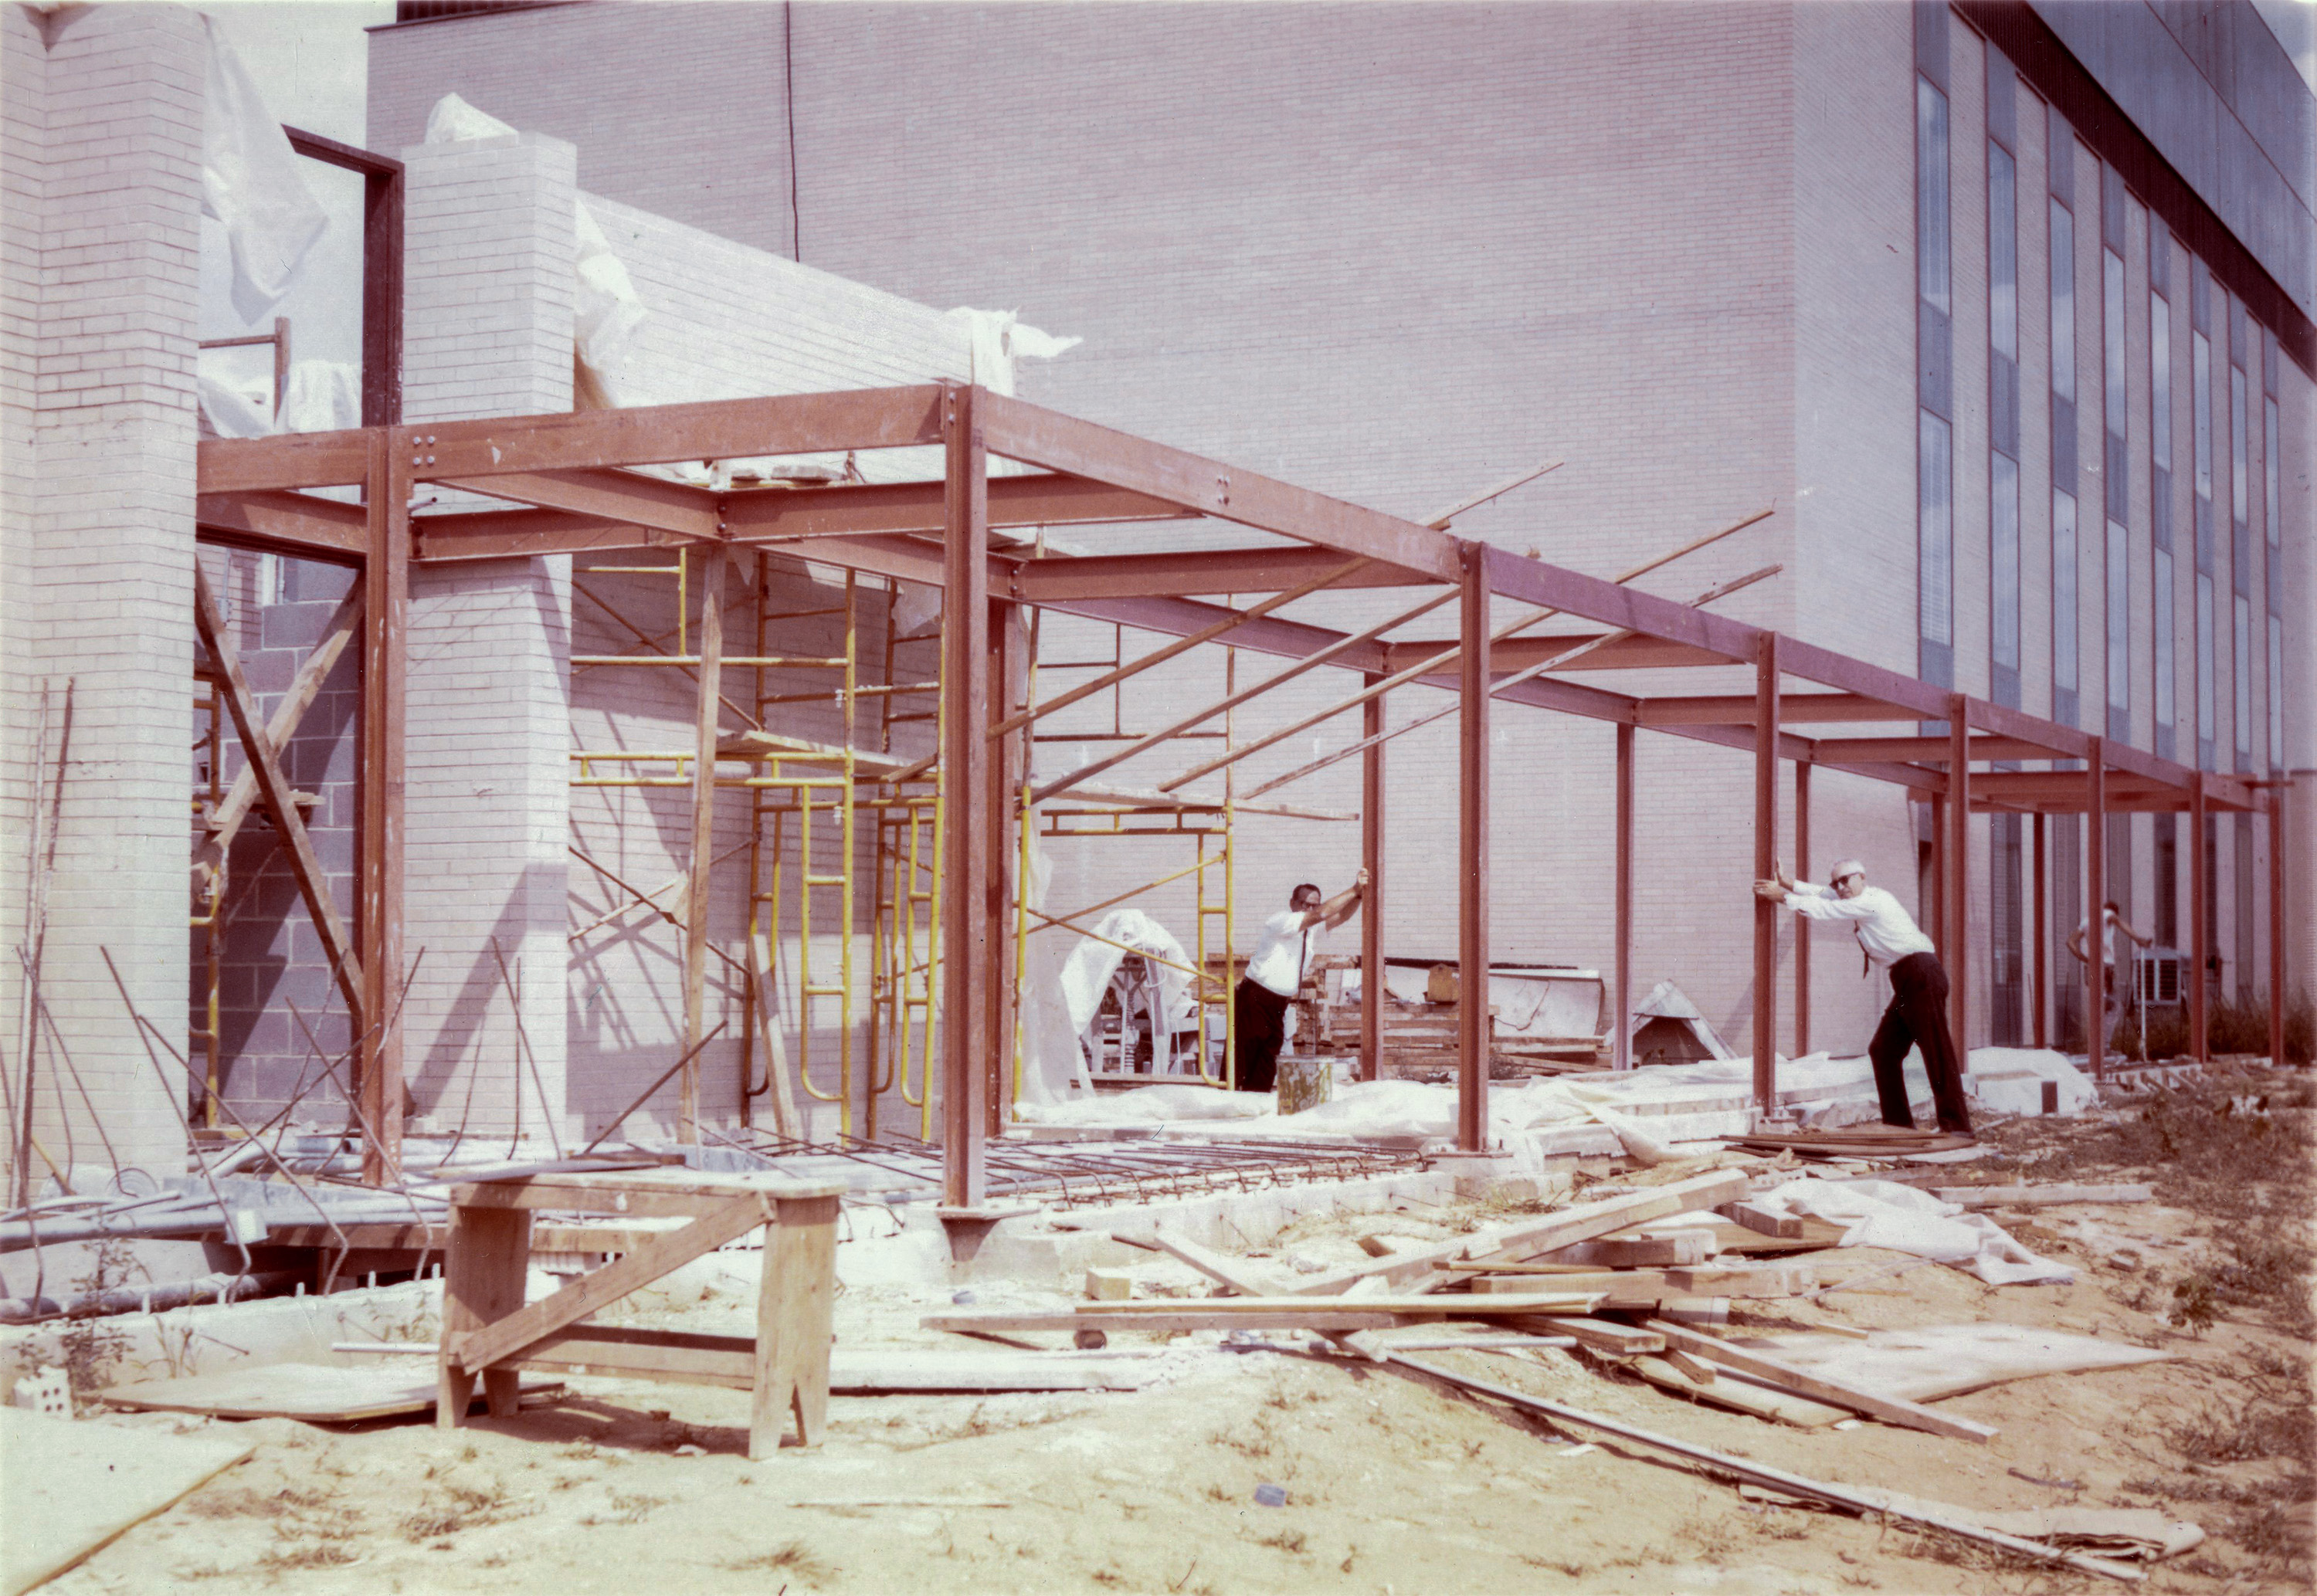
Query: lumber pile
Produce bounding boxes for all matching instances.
[1722,1126,1978,1160]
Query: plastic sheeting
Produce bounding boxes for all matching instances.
[1746,1176,2074,1286]
[1047,909,1200,1093]
[197,358,360,439]
[945,308,1080,398]
[201,17,327,325]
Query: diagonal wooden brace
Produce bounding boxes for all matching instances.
[192,564,367,1025]
[447,1191,772,1374]
[196,574,366,893]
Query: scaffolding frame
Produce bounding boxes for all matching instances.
[194,381,2288,1204]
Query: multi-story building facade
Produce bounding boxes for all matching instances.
[367,1,2310,1057]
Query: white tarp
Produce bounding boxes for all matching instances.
[1050,909,1200,1088]
[198,358,359,439]
[1746,1175,2075,1286]
[945,308,1080,398]
[201,16,327,324]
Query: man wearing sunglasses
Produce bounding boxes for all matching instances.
[1754,858,1971,1137]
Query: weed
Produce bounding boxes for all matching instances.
[2169,1271,2219,1334]
[1256,1527,1308,1554]
[1200,1482,1233,1503]
[720,1540,835,1583]
[55,1237,141,1395]
[399,1480,528,1540]
[1091,1568,1124,1586]
[255,1543,357,1573]
[580,1490,665,1527]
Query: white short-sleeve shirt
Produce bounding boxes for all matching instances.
[1244,908,1323,998]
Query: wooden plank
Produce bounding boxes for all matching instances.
[1073,1292,1603,1318]
[1546,1317,1668,1357]
[443,1171,843,1213]
[1630,1355,1854,1428]
[436,1205,531,1428]
[1297,1170,1749,1295]
[1931,1184,2152,1208]
[754,1190,838,1457]
[1139,1228,1294,1296]
[2,1408,256,1595]
[449,1191,770,1374]
[1644,1320,1998,1443]
[1470,1266,1812,1303]
[192,564,366,1024]
[925,1309,1413,1334]
[106,1364,560,1422]
[1718,1201,1803,1239]
[1541,1233,1714,1268]
[358,432,410,1183]
[749,930,802,1138]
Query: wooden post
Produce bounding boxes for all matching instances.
[1614,721,1635,1072]
[2190,779,2208,1062]
[2086,737,2105,1075]
[436,1204,532,1428]
[941,386,991,1207]
[752,1190,839,1459]
[1928,795,1945,971]
[2031,812,2048,1049]
[2271,789,2288,1068]
[1792,759,1810,1059]
[1751,632,1779,1115]
[1948,698,1969,1059]
[360,429,410,1185]
[1361,673,1385,1083]
[680,550,727,1143]
[1457,544,1490,1153]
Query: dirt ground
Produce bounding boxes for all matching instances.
[40,1074,2317,1595]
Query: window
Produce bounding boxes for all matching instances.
[2102,241,2128,736]
[2197,569,2215,752]
[2108,517,2129,715]
[1987,114,2020,704]
[2054,490,2078,695]
[1992,453,2020,672]
[2234,593,2252,761]
[2151,279,2175,753]
[1920,413,1953,649]
[1990,147,2017,360]
[2050,201,2075,402]
[1917,80,1951,317]
[2191,305,2214,768]
[1916,69,1952,688]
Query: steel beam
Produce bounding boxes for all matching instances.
[941,388,991,1208]
[1948,699,1969,1061]
[979,391,1461,581]
[1811,733,2051,764]
[2191,781,2209,1062]
[1381,632,1725,675]
[1480,545,1756,666]
[2271,789,2287,1069]
[1637,693,1898,726]
[1457,546,1490,1151]
[2032,812,2047,1049]
[1752,634,1779,1114]
[1010,544,1426,601]
[196,490,370,562]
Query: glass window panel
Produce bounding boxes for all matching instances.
[1989,144,2017,360]
[2054,489,2078,690]
[2107,519,2129,712]
[2268,397,2282,548]
[2193,333,2212,498]
[2197,571,2214,745]
[2104,251,2126,432]
[2230,367,2247,527]
[2150,294,2171,469]
[1919,411,1952,646]
[1992,452,2020,669]
[2234,592,2252,755]
[2050,200,2075,402]
[1918,80,1951,316]
[2154,545,2175,731]
[2271,617,2285,766]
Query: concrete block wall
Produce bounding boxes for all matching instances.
[1,5,209,1187]
[396,131,578,1140]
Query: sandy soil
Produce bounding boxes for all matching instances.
[38,1145,2313,1595]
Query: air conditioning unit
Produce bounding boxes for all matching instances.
[2135,949,2185,1007]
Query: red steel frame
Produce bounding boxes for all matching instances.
[193,384,2281,1200]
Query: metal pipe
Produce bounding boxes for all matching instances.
[0,1269,300,1325]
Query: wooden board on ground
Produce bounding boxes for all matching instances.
[1630,1354,1854,1428]
[1930,1184,2152,1208]
[1757,1324,2173,1401]
[829,1350,1160,1392]
[1644,1320,1999,1442]
[2,1408,253,1596]
[100,1364,565,1423]
[1470,1263,1813,1303]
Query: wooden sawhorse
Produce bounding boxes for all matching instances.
[435,1170,845,1460]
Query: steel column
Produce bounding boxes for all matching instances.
[1361,675,1386,1083]
[2271,789,2287,1067]
[986,598,1015,1137]
[1792,759,1810,1059]
[1752,633,1779,1114]
[1457,545,1490,1152]
[1948,698,1969,1059]
[1614,722,1635,1071]
[358,429,410,1184]
[941,387,991,1207]
[2086,738,2106,1076]
[2032,812,2048,1049]
[679,550,726,1141]
[2190,780,2208,1062]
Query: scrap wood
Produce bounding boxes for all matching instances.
[1754,1323,2173,1403]
[1643,1320,1997,1442]
[1540,1232,1715,1267]
[1931,1184,2152,1208]
[1630,1354,1856,1427]
[1468,1264,1813,1305]
[925,1308,1411,1335]
[1718,1200,1803,1238]
[2,1409,256,1596]
[1378,1355,2142,1581]
[1305,1169,1749,1294]
[1542,1316,1667,1356]
[1079,1292,1606,1316]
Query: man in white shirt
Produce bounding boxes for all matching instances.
[1755,856,1971,1135]
[1233,869,1368,1093]
[2068,899,2151,1045]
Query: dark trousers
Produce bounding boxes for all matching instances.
[1232,978,1294,1093]
[1868,951,1973,1133]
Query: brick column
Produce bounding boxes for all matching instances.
[398,132,576,1141]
